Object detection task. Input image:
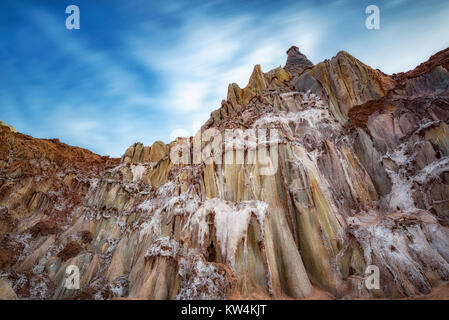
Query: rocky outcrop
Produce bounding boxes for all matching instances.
[293,51,396,125]
[284,46,314,76]
[1,46,449,300]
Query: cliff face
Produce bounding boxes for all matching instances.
[1,46,449,300]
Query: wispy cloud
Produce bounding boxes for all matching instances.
[1,5,167,156]
[129,6,326,138]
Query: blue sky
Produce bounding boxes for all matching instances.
[1,0,448,157]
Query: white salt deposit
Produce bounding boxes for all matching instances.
[384,142,417,212]
[205,199,267,266]
[414,157,449,184]
[131,164,146,182]
[176,256,230,300]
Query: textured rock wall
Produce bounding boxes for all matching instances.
[1,47,449,300]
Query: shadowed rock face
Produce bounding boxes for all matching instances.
[1,46,449,300]
[284,46,314,76]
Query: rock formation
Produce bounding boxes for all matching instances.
[1,46,449,300]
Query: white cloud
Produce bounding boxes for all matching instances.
[170,81,211,111]
[129,7,326,139]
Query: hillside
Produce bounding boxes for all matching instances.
[1,46,449,300]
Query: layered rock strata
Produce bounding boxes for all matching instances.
[1,46,449,300]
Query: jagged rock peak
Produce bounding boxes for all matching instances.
[122,141,167,164]
[284,45,314,75]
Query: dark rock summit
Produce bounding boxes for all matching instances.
[284,45,314,75]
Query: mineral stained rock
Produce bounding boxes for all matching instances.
[1,47,449,300]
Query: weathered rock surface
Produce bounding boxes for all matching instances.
[0,279,18,300]
[1,46,449,300]
[284,46,314,76]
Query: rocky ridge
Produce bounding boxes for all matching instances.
[1,46,449,300]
